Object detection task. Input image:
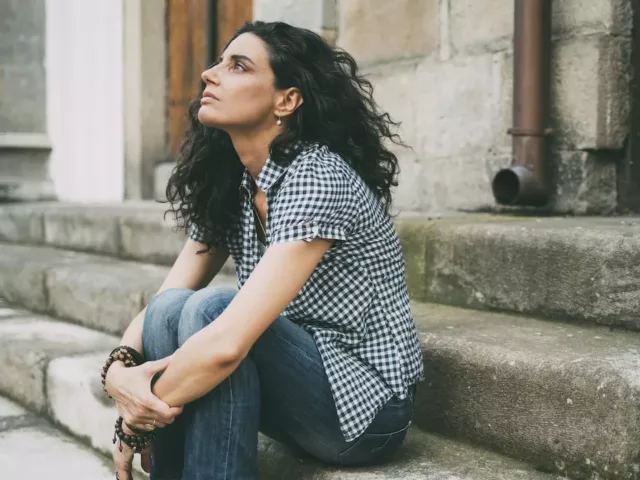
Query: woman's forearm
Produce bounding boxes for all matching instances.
[119,307,147,354]
[149,239,331,407]
[151,322,242,406]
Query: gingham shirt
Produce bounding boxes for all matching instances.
[190,143,424,441]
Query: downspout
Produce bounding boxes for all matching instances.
[492,0,553,206]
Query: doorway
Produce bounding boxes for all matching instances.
[167,0,253,159]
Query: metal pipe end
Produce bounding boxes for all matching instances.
[492,165,548,206]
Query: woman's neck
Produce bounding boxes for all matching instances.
[229,126,280,180]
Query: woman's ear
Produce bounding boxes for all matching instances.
[275,88,303,119]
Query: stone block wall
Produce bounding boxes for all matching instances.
[0,0,53,201]
[0,0,47,134]
[255,0,633,214]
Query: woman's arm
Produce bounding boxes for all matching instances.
[104,238,229,423]
[117,238,230,353]
[152,238,331,406]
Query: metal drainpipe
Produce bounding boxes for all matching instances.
[492,0,553,206]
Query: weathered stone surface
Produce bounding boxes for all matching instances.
[369,52,510,213]
[0,426,120,480]
[0,243,85,312]
[0,0,47,133]
[449,0,631,54]
[337,0,438,64]
[552,0,632,36]
[153,161,174,201]
[393,151,511,214]
[119,209,185,265]
[415,54,498,158]
[552,35,631,150]
[369,61,420,149]
[0,203,44,243]
[0,202,238,272]
[421,215,640,330]
[46,260,169,335]
[48,354,119,455]
[260,428,554,479]
[0,242,236,335]
[0,396,26,417]
[43,205,121,255]
[449,0,513,54]
[413,302,640,480]
[254,0,336,31]
[0,304,29,318]
[553,150,618,214]
[0,316,115,412]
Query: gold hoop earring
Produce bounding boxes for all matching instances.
[276,116,282,127]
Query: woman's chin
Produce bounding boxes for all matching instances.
[197,106,223,128]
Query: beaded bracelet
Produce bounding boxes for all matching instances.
[113,416,155,453]
[101,345,145,398]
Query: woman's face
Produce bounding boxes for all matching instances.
[198,33,279,130]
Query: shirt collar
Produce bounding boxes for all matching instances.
[238,140,305,195]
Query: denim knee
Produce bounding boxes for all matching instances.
[143,288,194,359]
[177,286,237,346]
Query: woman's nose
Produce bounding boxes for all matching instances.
[201,64,219,85]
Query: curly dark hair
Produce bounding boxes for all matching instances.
[166,21,404,251]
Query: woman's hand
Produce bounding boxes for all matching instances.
[113,422,152,479]
[105,355,183,431]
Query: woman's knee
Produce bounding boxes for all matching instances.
[177,286,237,346]
[143,288,194,357]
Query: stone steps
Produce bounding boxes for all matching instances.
[1,244,639,478]
[0,304,555,480]
[1,202,639,331]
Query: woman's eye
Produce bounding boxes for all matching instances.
[233,62,246,71]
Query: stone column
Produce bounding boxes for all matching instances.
[0,0,54,202]
[123,0,168,200]
[254,0,337,43]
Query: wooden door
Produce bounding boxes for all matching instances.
[216,0,254,53]
[167,0,253,159]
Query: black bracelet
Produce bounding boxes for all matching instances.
[101,346,145,398]
[113,416,154,453]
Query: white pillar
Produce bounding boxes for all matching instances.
[123,0,168,200]
[46,0,124,202]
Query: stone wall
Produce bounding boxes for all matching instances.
[255,0,633,214]
[0,0,52,201]
[0,0,46,134]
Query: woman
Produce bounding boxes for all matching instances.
[104,21,424,480]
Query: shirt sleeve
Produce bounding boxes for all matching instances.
[188,223,210,244]
[270,161,360,245]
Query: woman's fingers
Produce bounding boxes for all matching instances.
[121,400,178,427]
[128,420,167,432]
[141,448,152,473]
[113,443,134,480]
[143,356,173,375]
[140,395,183,424]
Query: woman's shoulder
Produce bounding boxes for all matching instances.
[287,142,360,186]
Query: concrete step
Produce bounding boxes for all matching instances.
[1,258,639,479]
[403,215,640,331]
[1,203,639,331]
[412,303,640,480]
[0,396,142,480]
[0,242,234,336]
[0,306,555,480]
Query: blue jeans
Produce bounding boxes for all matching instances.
[142,286,414,480]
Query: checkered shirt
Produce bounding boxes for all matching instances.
[190,142,424,441]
